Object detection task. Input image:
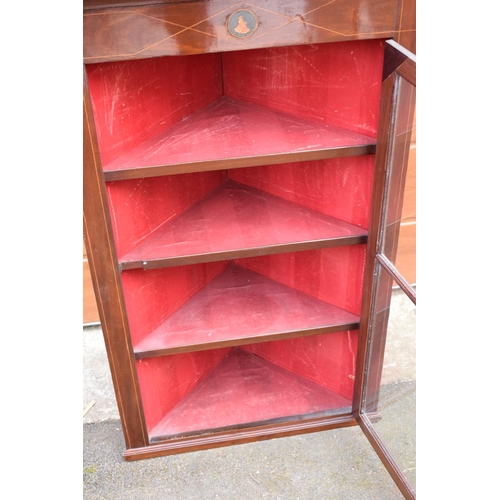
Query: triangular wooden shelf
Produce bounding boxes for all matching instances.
[149,348,352,441]
[120,180,367,270]
[103,97,376,180]
[134,264,359,357]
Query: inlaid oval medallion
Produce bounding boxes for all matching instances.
[227,9,258,38]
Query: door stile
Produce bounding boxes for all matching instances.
[353,40,416,499]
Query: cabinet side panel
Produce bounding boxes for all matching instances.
[122,262,228,346]
[228,156,375,229]
[136,349,231,432]
[236,245,366,316]
[86,53,223,166]
[106,171,225,257]
[222,40,384,136]
[84,73,149,449]
[241,330,358,400]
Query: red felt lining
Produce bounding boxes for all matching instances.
[133,263,360,356]
[87,39,384,437]
[118,178,368,268]
[148,348,352,439]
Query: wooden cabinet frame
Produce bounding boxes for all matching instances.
[354,40,416,500]
[83,1,416,497]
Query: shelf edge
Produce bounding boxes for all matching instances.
[134,322,360,359]
[120,235,368,271]
[104,145,376,182]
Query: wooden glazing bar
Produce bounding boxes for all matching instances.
[352,70,400,415]
[352,42,415,415]
[358,414,416,500]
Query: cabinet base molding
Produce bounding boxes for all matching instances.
[123,413,358,461]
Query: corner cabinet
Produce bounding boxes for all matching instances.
[83,1,415,491]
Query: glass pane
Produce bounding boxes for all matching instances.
[363,264,416,490]
[381,77,416,285]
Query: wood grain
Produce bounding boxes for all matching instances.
[84,0,399,62]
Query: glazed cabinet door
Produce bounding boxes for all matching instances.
[354,40,416,500]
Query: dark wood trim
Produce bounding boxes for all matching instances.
[352,70,398,416]
[353,39,416,500]
[383,39,416,81]
[84,0,399,62]
[377,254,416,304]
[134,322,360,358]
[84,68,149,450]
[394,0,416,54]
[397,56,416,86]
[358,414,416,500]
[353,42,416,415]
[123,413,358,460]
[83,4,416,490]
[120,235,368,271]
[103,145,376,182]
[84,0,186,10]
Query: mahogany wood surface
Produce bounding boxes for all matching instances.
[352,40,416,500]
[123,413,358,460]
[84,74,149,449]
[381,78,415,270]
[353,39,416,416]
[353,74,399,414]
[83,247,100,323]
[358,413,416,500]
[82,0,416,324]
[362,53,416,411]
[83,0,415,465]
[394,0,416,54]
[84,0,399,62]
